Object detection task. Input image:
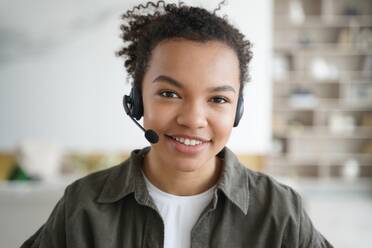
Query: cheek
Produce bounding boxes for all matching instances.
[142,98,176,130]
[142,101,158,130]
[142,88,157,128]
[210,109,235,138]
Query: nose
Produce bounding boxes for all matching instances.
[176,101,208,129]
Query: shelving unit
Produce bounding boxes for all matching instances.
[268,0,372,180]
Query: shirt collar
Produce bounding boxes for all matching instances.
[97,147,152,206]
[216,147,250,215]
[97,146,250,215]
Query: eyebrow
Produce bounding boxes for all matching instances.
[152,75,236,93]
[152,75,183,88]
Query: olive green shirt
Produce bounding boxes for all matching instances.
[21,147,333,248]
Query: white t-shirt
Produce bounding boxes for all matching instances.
[143,173,215,248]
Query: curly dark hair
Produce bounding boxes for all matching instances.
[116,0,253,95]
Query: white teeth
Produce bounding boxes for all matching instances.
[173,137,203,146]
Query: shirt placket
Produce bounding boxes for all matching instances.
[190,191,219,248]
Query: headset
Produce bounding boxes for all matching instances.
[123,84,244,144]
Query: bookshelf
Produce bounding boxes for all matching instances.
[268,0,372,180]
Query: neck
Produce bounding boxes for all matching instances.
[143,151,222,196]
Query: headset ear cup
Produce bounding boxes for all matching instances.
[129,86,144,120]
[233,95,244,127]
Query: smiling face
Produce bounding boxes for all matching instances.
[142,39,240,173]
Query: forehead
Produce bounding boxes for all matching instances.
[144,39,240,91]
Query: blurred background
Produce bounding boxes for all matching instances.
[0,0,371,247]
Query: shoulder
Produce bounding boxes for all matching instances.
[242,166,302,214]
[219,147,302,216]
[248,168,299,198]
[64,158,130,204]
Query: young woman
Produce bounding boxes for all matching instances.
[21,1,333,247]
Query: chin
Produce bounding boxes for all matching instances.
[170,155,213,172]
[173,162,202,172]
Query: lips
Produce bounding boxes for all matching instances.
[165,134,211,155]
[166,134,211,145]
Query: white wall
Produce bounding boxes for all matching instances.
[0,0,272,154]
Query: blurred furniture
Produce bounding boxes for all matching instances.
[269,0,372,181]
[0,153,15,180]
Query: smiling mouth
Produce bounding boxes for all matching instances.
[165,135,211,146]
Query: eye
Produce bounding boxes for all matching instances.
[209,96,230,104]
[159,90,179,98]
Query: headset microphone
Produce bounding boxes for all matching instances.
[123,95,159,144]
[128,115,159,144]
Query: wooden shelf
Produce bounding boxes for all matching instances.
[273,70,372,82]
[274,15,372,29]
[274,44,372,56]
[274,79,372,85]
[274,98,372,111]
[275,126,372,139]
[269,153,372,166]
